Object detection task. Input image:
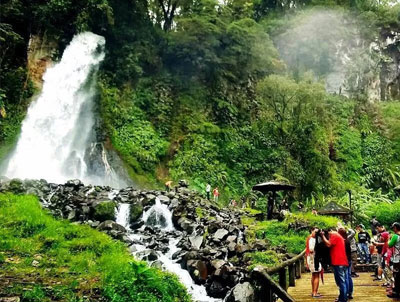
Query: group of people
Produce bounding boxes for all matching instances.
[306,221,400,301]
[205,183,220,202]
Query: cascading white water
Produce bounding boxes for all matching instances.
[2,32,124,187]
[143,198,174,231]
[115,203,131,230]
[115,201,220,302]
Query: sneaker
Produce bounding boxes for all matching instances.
[351,273,359,277]
[387,293,400,298]
[373,277,382,281]
[348,295,354,299]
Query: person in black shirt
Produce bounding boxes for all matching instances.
[356,224,371,264]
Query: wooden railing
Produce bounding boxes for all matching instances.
[251,250,306,302]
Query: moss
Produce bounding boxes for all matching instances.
[195,207,204,218]
[130,202,144,223]
[93,201,116,221]
[245,250,284,270]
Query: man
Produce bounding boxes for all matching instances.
[165,180,172,192]
[322,228,349,302]
[371,216,380,236]
[206,183,211,200]
[347,228,359,277]
[388,222,400,298]
[373,224,389,281]
[356,224,371,264]
[339,228,354,300]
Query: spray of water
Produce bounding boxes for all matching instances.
[1,32,126,187]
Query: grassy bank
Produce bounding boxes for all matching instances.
[0,193,190,302]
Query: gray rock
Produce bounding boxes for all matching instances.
[213,228,229,241]
[67,210,76,220]
[211,259,226,270]
[97,220,126,232]
[226,282,255,302]
[158,195,170,204]
[189,235,203,249]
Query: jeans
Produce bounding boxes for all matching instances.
[346,261,353,296]
[333,265,348,302]
[358,242,371,263]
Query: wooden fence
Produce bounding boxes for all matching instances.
[251,250,306,302]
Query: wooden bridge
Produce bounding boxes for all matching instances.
[252,250,399,302]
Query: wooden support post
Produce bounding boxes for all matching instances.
[295,260,301,279]
[300,257,306,273]
[289,264,296,287]
[279,267,288,290]
[265,284,274,302]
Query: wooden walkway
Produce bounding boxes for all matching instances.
[287,272,399,302]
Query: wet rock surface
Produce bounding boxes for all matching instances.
[0,178,273,301]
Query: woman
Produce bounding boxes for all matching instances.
[306,227,322,298]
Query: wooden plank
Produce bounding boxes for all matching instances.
[288,272,396,302]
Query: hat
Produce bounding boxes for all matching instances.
[391,222,400,229]
[358,224,365,229]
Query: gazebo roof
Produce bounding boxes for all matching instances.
[252,181,296,193]
[319,201,352,215]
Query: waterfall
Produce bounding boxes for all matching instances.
[115,201,220,302]
[1,32,126,187]
[115,203,131,230]
[143,198,174,231]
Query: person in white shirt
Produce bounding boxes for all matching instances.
[206,183,211,200]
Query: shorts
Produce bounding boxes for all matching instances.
[377,254,385,269]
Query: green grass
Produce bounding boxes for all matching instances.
[242,212,340,255]
[0,193,191,302]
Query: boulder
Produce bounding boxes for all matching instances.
[97,220,126,233]
[187,259,208,282]
[213,229,229,241]
[226,282,255,302]
[93,201,116,221]
[189,235,203,250]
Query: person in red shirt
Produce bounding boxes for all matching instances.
[212,187,219,202]
[322,228,349,302]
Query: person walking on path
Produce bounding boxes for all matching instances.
[306,227,322,298]
[213,187,219,202]
[206,183,211,200]
[357,224,371,264]
[347,228,359,277]
[322,228,349,302]
[387,222,400,298]
[339,228,354,300]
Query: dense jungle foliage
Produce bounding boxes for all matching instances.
[1,0,400,216]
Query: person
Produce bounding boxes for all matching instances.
[373,224,389,281]
[356,224,371,264]
[312,208,318,216]
[371,216,380,236]
[321,228,349,302]
[213,187,219,202]
[229,199,237,207]
[165,180,172,192]
[339,228,354,300]
[306,227,322,298]
[347,228,359,278]
[388,222,400,298]
[206,183,211,200]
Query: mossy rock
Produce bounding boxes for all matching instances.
[8,179,25,194]
[130,202,143,223]
[94,201,116,222]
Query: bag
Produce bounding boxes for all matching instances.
[391,236,400,264]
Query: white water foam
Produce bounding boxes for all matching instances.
[2,32,124,187]
[116,202,221,302]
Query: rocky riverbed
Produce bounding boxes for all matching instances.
[0,178,292,301]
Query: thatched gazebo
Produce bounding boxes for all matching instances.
[318,201,352,221]
[252,181,295,220]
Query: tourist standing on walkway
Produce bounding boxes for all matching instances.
[306,227,322,298]
[339,228,354,300]
[213,187,219,202]
[206,183,211,200]
[322,228,349,302]
[347,228,359,277]
[374,225,389,281]
[371,216,380,236]
[388,222,400,298]
[357,224,371,264]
